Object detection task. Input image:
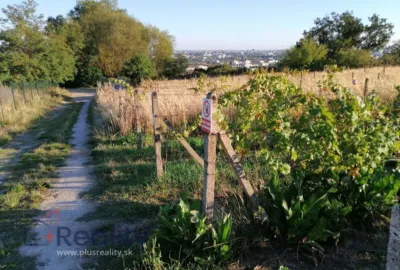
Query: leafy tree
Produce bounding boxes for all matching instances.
[162,54,189,78]
[335,49,373,68]
[72,61,104,87]
[46,15,85,57]
[279,38,328,70]
[304,11,393,57]
[146,26,175,73]
[67,0,174,82]
[0,0,76,83]
[123,54,156,85]
[77,1,148,77]
[362,14,394,50]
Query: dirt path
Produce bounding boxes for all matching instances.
[20,90,99,270]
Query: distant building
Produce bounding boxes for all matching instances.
[196,65,208,71]
[230,60,241,68]
[186,66,195,72]
[244,60,252,68]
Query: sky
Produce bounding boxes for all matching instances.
[2,0,400,50]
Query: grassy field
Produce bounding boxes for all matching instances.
[0,86,71,145]
[0,102,83,270]
[140,66,400,99]
[96,66,400,136]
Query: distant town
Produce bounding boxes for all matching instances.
[176,50,286,72]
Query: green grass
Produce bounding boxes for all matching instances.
[0,102,83,270]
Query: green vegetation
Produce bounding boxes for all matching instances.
[123,54,156,86]
[280,11,395,71]
[0,0,176,86]
[0,0,76,84]
[0,102,83,269]
[161,54,190,79]
[382,41,400,65]
[89,71,399,268]
[219,70,399,259]
[279,38,328,70]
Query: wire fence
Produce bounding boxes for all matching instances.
[0,81,58,111]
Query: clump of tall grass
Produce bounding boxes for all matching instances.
[95,82,205,135]
[0,86,70,145]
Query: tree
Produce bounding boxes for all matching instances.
[304,11,393,57]
[68,0,174,80]
[77,2,148,77]
[46,15,85,57]
[362,14,394,50]
[162,54,189,78]
[279,38,328,70]
[123,54,156,85]
[335,49,373,68]
[0,0,76,83]
[146,26,175,73]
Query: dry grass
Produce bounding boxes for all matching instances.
[287,66,400,102]
[96,66,400,134]
[96,82,204,134]
[0,86,71,145]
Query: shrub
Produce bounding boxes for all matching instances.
[279,38,328,71]
[123,54,156,86]
[335,49,374,68]
[221,71,399,250]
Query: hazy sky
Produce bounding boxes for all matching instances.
[2,0,400,50]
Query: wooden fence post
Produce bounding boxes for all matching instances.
[152,92,163,177]
[134,89,142,150]
[218,132,259,209]
[351,72,354,80]
[314,72,316,79]
[203,93,218,223]
[378,73,380,80]
[364,78,369,96]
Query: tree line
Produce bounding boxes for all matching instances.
[0,0,189,87]
[279,11,400,71]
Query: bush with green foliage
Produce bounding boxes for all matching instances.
[279,38,328,71]
[123,54,156,86]
[162,54,189,79]
[220,70,399,251]
[335,49,373,68]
